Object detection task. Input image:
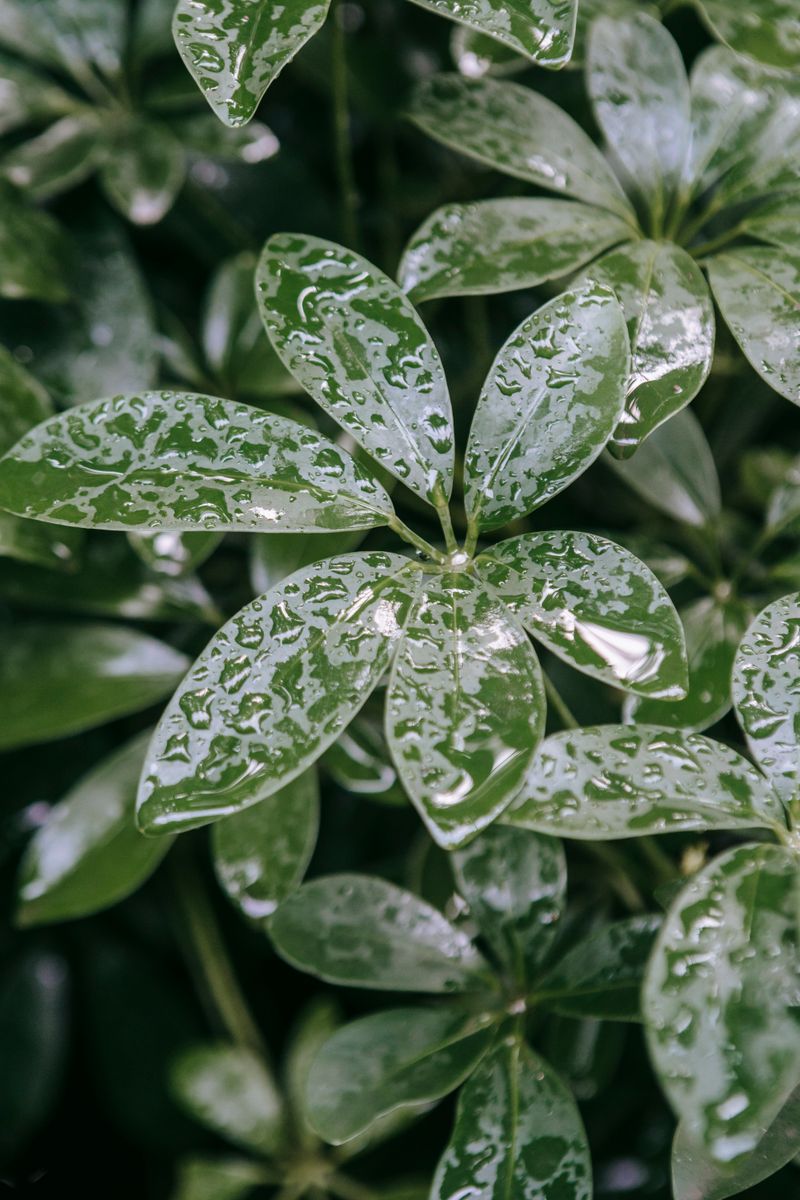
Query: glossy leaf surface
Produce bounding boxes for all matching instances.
[2,115,103,201]
[137,553,420,833]
[407,0,576,66]
[408,75,633,219]
[173,0,331,126]
[171,1042,284,1155]
[644,844,800,1164]
[588,14,690,231]
[707,249,800,405]
[452,826,565,983]
[386,573,545,849]
[257,233,454,505]
[0,392,394,533]
[398,199,630,302]
[18,731,172,926]
[212,769,319,920]
[0,0,126,78]
[306,1007,494,1144]
[465,285,628,531]
[732,592,800,805]
[695,0,800,71]
[0,511,81,570]
[478,532,687,698]
[269,873,491,992]
[432,1038,592,1200]
[534,915,661,1021]
[0,621,188,750]
[99,121,186,226]
[577,240,714,455]
[741,195,800,255]
[508,724,784,840]
[128,530,223,579]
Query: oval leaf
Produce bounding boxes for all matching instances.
[171,1043,284,1156]
[269,874,491,992]
[257,233,454,506]
[386,573,545,850]
[407,0,576,66]
[99,120,186,225]
[137,552,421,834]
[695,0,800,72]
[464,284,629,532]
[0,392,394,534]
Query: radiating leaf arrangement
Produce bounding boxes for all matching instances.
[403,14,800,455]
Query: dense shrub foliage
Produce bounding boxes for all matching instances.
[0,1,798,1198]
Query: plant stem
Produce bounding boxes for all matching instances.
[331,0,359,250]
[171,849,266,1054]
[690,224,745,261]
[437,501,458,554]
[581,843,646,912]
[543,673,578,730]
[389,514,446,563]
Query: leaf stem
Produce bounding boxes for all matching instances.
[690,224,745,261]
[543,673,579,730]
[389,514,446,563]
[170,847,266,1055]
[437,501,458,554]
[331,0,359,250]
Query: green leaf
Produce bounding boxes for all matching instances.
[507,724,785,840]
[284,998,338,1148]
[452,826,566,984]
[576,240,714,456]
[173,0,332,127]
[386,573,545,849]
[606,407,720,527]
[672,1084,800,1200]
[449,26,529,79]
[432,1038,592,1200]
[464,284,629,532]
[212,769,319,919]
[99,120,187,226]
[408,75,634,220]
[0,950,67,1161]
[477,531,687,698]
[626,598,746,733]
[0,620,188,750]
[644,844,800,1164]
[171,1042,285,1156]
[694,0,800,72]
[0,510,82,570]
[2,114,103,200]
[250,529,364,594]
[172,1157,270,1200]
[17,731,172,927]
[741,195,800,256]
[137,552,421,834]
[306,1007,494,1144]
[588,14,690,232]
[178,114,281,165]
[407,0,576,66]
[707,249,800,405]
[128,530,223,579]
[534,915,661,1021]
[398,199,631,302]
[0,53,74,136]
[0,392,394,533]
[323,708,402,802]
[257,233,454,506]
[732,592,800,806]
[0,341,53,454]
[0,180,70,301]
[269,873,491,992]
[0,0,126,79]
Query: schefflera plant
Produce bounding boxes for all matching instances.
[503,591,800,1200]
[402,12,800,457]
[0,233,687,854]
[268,825,661,1199]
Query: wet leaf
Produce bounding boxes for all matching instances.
[257,233,454,506]
[407,0,576,66]
[0,511,81,570]
[0,392,394,534]
[0,180,70,301]
[707,249,800,405]
[432,1037,592,1200]
[477,531,687,698]
[644,844,800,1164]
[534,915,661,1021]
[0,620,188,750]
[694,0,800,71]
[576,240,714,456]
[386,573,545,849]
[212,769,319,919]
[732,592,800,806]
[507,724,785,840]
[464,284,628,532]
[171,1042,285,1156]
[250,529,363,595]
[409,75,634,220]
[0,53,74,137]
[17,731,172,926]
[2,114,103,200]
[173,0,332,127]
[450,26,528,79]
[398,198,631,302]
[99,120,186,225]
[137,553,421,834]
[306,1007,494,1144]
[128,530,223,579]
[588,14,690,233]
[452,826,566,984]
[606,407,720,527]
[0,342,53,453]
[269,873,492,992]
[741,195,800,256]
[323,708,401,801]
[0,0,126,79]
